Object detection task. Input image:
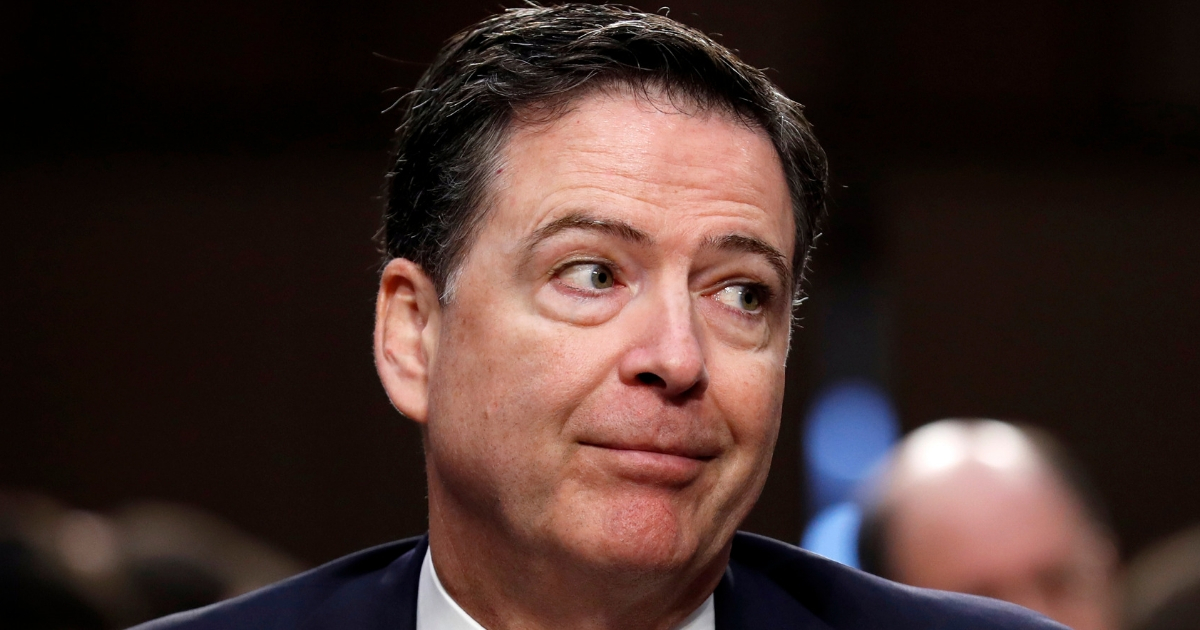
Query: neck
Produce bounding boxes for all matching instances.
[426,477,727,630]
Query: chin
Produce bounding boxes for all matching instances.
[550,490,712,575]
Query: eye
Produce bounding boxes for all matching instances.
[557,262,616,291]
[713,284,763,313]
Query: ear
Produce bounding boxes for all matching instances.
[374,258,441,423]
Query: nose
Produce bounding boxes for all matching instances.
[617,284,708,400]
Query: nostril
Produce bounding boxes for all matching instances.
[636,372,665,387]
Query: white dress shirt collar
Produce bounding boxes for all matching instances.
[415,548,716,630]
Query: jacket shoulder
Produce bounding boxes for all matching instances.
[726,532,1068,630]
[130,536,425,630]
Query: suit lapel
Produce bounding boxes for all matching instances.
[299,535,426,630]
[714,560,836,630]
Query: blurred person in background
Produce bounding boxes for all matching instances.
[858,419,1121,630]
[0,493,106,630]
[0,492,303,629]
[1123,524,1200,630]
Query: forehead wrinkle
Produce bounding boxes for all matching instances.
[538,168,780,235]
[560,138,778,208]
[496,92,794,277]
[699,233,793,290]
[522,97,782,201]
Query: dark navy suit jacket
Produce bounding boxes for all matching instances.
[133,532,1066,629]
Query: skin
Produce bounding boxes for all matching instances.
[883,424,1119,630]
[374,91,795,630]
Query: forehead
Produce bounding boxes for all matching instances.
[488,91,794,253]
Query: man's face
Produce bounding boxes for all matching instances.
[888,465,1118,630]
[422,92,794,573]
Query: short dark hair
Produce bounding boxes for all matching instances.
[382,3,828,300]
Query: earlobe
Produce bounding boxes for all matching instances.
[374,258,441,423]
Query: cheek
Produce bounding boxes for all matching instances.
[709,350,786,494]
[425,294,621,475]
[715,352,785,447]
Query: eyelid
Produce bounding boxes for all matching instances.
[548,256,622,280]
[693,255,783,296]
[706,281,775,317]
[707,278,776,303]
[523,224,636,274]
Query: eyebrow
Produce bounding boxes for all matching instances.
[699,233,793,291]
[520,213,653,263]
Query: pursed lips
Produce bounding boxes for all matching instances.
[577,440,720,486]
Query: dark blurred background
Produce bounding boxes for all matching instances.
[3,0,1198,591]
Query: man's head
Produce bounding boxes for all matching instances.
[858,420,1120,630]
[381,3,827,301]
[372,3,827,612]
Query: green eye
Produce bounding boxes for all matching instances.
[590,266,614,289]
[740,287,760,311]
[714,285,763,313]
[558,262,617,291]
